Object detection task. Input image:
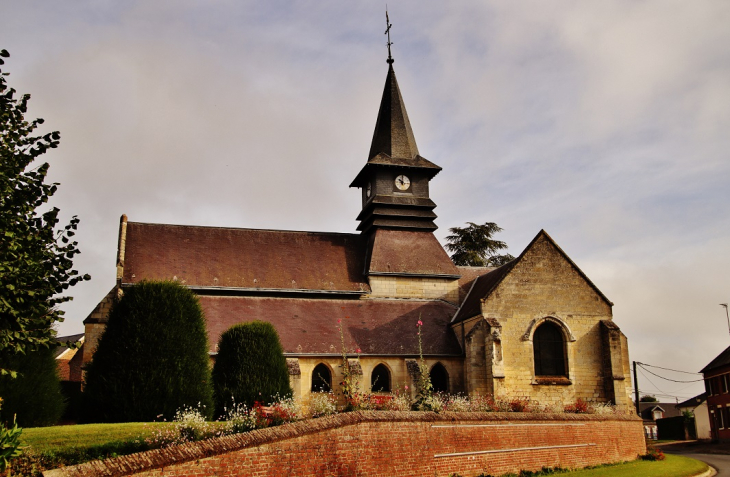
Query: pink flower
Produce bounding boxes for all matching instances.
[404,385,409,390]
[417,320,423,327]
[337,318,341,323]
[356,348,361,354]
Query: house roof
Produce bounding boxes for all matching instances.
[122,222,371,294]
[451,230,613,324]
[701,345,730,374]
[199,295,461,356]
[676,393,707,409]
[638,402,683,421]
[367,229,460,277]
[53,333,85,358]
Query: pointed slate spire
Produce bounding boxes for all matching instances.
[367,64,420,161]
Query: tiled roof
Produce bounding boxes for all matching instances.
[456,266,495,304]
[367,229,459,277]
[676,393,707,408]
[701,345,730,374]
[639,402,683,421]
[452,263,515,323]
[122,222,370,294]
[199,295,461,356]
[54,333,85,358]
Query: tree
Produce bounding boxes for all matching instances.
[0,50,90,377]
[640,395,658,402]
[445,222,515,267]
[82,281,214,422]
[212,321,291,416]
[0,346,64,427]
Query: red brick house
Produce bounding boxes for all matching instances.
[701,345,730,440]
[79,56,634,410]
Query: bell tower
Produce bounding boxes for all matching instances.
[350,17,461,300]
[349,61,442,234]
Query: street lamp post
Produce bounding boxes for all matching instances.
[722,303,730,336]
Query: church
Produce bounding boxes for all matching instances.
[80,54,633,410]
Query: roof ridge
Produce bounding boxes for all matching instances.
[127,221,361,237]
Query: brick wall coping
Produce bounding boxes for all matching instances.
[44,411,642,477]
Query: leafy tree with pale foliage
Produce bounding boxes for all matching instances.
[0,50,89,377]
[445,222,514,267]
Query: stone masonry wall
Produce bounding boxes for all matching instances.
[294,357,464,406]
[368,275,460,304]
[467,234,632,408]
[44,412,645,477]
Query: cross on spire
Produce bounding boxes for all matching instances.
[385,9,394,64]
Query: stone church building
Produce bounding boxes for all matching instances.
[81,59,633,409]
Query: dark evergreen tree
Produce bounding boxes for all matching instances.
[83,281,213,422]
[445,222,515,267]
[0,347,64,427]
[212,321,291,416]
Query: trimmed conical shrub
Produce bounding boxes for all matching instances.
[212,321,291,416]
[83,281,213,422]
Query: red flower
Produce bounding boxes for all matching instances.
[417,320,423,327]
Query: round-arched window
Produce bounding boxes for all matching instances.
[533,321,566,376]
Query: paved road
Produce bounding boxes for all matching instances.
[663,448,730,475]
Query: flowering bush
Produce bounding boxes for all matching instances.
[564,398,589,414]
[174,404,213,441]
[308,391,337,417]
[267,395,301,426]
[221,402,257,434]
[384,387,412,411]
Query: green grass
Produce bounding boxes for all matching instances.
[563,455,708,476]
[20,422,171,454]
[496,454,709,477]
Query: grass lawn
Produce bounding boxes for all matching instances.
[555,454,708,477]
[20,422,171,454]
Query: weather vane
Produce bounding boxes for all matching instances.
[385,8,394,64]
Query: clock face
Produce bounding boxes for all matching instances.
[394,175,411,191]
[366,182,372,197]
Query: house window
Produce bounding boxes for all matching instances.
[371,364,391,393]
[707,378,715,396]
[430,362,449,393]
[533,321,567,376]
[724,407,730,430]
[653,409,663,420]
[723,375,730,394]
[311,363,332,392]
[717,407,725,430]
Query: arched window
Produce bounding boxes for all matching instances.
[430,362,449,393]
[533,321,567,376]
[371,364,391,393]
[311,363,332,392]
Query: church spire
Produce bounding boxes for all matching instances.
[367,64,420,161]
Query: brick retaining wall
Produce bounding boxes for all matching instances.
[44,412,645,477]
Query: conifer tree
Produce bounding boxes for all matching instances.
[83,281,213,422]
[212,321,291,416]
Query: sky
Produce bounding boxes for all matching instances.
[2,1,729,402]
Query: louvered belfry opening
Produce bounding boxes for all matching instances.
[533,321,567,376]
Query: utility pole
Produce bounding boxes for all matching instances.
[633,361,640,416]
